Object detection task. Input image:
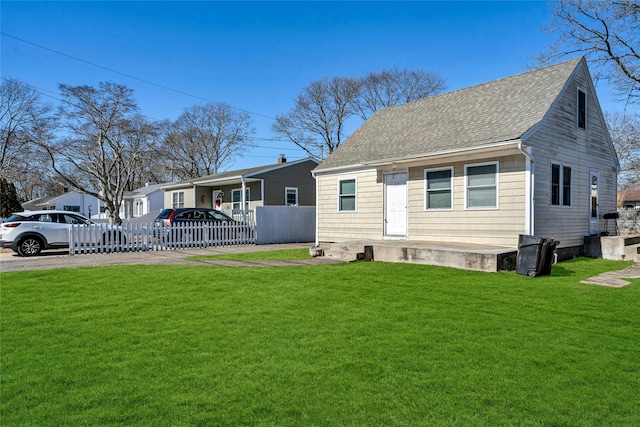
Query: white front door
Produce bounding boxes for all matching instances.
[385,172,407,237]
[589,171,599,235]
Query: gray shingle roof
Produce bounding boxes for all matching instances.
[315,57,583,172]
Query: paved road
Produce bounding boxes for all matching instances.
[0,243,339,273]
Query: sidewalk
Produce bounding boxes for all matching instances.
[1,245,638,288]
[580,262,640,288]
[0,244,339,273]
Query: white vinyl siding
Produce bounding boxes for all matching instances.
[317,170,381,242]
[424,167,453,210]
[465,162,498,209]
[531,66,617,248]
[409,155,526,247]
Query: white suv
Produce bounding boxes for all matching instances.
[1,210,99,256]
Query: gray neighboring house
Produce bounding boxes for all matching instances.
[161,156,319,213]
[313,57,618,259]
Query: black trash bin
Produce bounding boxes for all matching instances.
[516,234,546,277]
[539,239,559,276]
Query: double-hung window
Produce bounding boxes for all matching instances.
[551,163,572,206]
[425,167,453,210]
[465,162,498,209]
[232,188,250,211]
[577,88,587,130]
[338,179,356,212]
[172,191,185,208]
[285,187,298,206]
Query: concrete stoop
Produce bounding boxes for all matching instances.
[323,241,517,272]
[584,235,640,262]
[323,241,369,262]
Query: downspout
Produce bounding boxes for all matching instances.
[314,172,319,247]
[518,141,535,235]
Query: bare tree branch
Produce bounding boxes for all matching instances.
[164,102,255,180]
[538,0,640,105]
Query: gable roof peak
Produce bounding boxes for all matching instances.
[315,57,586,172]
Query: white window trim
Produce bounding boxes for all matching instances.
[551,162,573,207]
[285,187,299,206]
[424,166,454,211]
[232,188,251,211]
[171,190,185,208]
[464,161,499,210]
[337,178,357,212]
[577,87,587,130]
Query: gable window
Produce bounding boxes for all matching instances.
[285,187,298,206]
[577,88,586,130]
[338,179,356,212]
[172,191,185,208]
[465,162,498,209]
[63,205,80,212]
[551,163,572,206]
[425,167,453,210]
[232,188,250,211]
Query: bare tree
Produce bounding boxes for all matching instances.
[607,111,640,188]
[541,0,640,104]
[272,76,361,159]
[43,82,154,224]
[164,102,254,180]
[353,68,446,120]
[0,78,57,201]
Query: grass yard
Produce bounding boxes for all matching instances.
[1,255,639,426]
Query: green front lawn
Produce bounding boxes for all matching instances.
[2,257,639,426]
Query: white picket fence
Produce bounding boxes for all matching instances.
[69,221,256,255]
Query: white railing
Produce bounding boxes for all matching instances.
[69,221,256,255]
[224,209,256,225]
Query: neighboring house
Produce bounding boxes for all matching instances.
[618,189,640,210]
[161,156,319,214]
[22,191,106,219]
[21,195,55,212]
[120,183,166,220]
[312,57,618,259]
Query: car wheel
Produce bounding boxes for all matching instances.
[17,237,43,257]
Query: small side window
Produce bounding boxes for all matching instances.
[577,89,586,130]
[338,179,356,212]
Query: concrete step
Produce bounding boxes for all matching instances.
[623,243,640,262]
[323,242,362,261]
[595,235,640,261]
[323,242,373,262]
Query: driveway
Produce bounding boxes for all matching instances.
[0,243,340,273]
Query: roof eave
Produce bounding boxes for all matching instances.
[313,140,522,175]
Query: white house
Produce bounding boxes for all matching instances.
[313,58,618,260]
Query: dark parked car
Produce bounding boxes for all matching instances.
[153,208,241,243]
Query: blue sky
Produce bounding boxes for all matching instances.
[0,1,622,171]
